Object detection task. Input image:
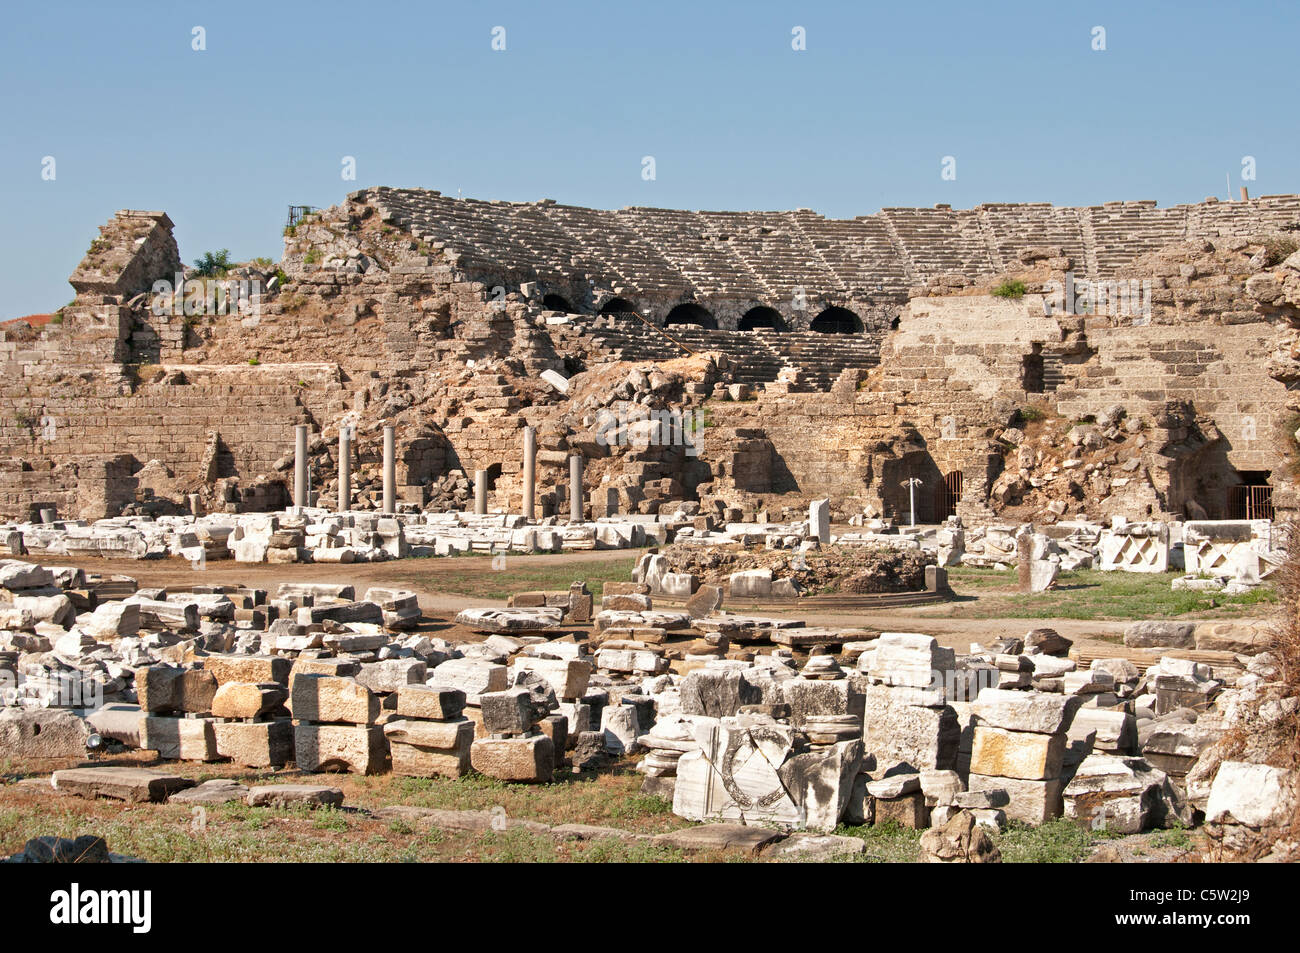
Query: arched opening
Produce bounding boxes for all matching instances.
[1227,471,1274,520]
[934,470,963,522]
[889,316,901,331]
[542,293,575,313]
[738,306,786,332]
[810,306,862,334]
[664,303,718,330]
[599,297,638,315]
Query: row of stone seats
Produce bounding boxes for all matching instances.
[881,207,996,279]
[975,203,1091,273]
[361,188,1300,299]
[563,311,881,390]
[1089,202,1189,277]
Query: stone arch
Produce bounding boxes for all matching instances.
[810,306,862,334]
[599,297,638,315]
[542,293,575,313]
[738,306,786,331]
[665,303,717,330]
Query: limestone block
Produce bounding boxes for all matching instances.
[289,674,379,725]
[428,658,507,700]
[970,726,1066,781]
[203,654,290,686]
[1063,754,1173,834]
[0,708,90,758]
[214,720,294,767]
[861,683,959,773]
[970,688,1078,734]
[293,723,388,774]
[1206,761,1296,828]
[136,666,218,714]
[395,684,466,721]
[384,718,474,778]
[470,733,554,783]
[139,715,219,761]
[511,656,591,700]
[967,774,1063,826]
[52,766,194,803]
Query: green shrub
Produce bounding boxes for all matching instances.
[303,249,322,265]
[992,279,1027,299]
[192,249,233,278]
[247,357,260,366]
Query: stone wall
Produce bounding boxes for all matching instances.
[2,191,1298,522]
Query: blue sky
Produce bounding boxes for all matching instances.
[3,0,1297,316]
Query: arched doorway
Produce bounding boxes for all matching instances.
[1227,471,1274,520]
[664,303,718,330]
[810,306,862,334]
[599,297,638,315]
[542,293,575,313]
[934,470,963,522]
[738,306,785,331]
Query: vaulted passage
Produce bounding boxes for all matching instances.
[935,470,963,522]
[599,297,638,315]
[738,306,785,331]
[664,303,717,330]
[810,306,862,334]
[1227,471,1274,520]
[542,293,576,313]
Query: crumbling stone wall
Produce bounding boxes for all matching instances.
[2,191,1298,521]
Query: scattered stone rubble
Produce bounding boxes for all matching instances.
[2,548,1293,857]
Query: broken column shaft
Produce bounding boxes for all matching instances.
[522,426,536,521]
[569,453,583,523]
[382,426,396,515]
[338,427,352,512]
[294,424,309,509]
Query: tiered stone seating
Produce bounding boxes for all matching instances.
[615,207,767,298]
[1186,195,1300,241]
[363,187,1300,297]
[533,203,686,295]
[786,210,909,296]
[562,312,879,390]
[1087,201,1188,276]
[881,207,996,279]
[977,203,1089,271]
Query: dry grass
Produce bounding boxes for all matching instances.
[0,752,705,863]
[1263,524,1300,774]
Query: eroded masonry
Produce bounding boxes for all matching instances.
[3,188,1300,861]
[3,190,1300,528]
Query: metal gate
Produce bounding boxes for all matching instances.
[935,470,962,522]
[1227,484,1274,520]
